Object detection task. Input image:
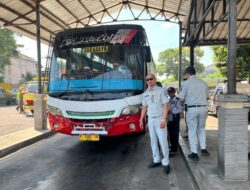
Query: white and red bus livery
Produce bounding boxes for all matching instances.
[48,24,155,141]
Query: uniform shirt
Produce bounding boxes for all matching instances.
[178,76,209,106]
[169,96,182,114]
[142,86,169,118]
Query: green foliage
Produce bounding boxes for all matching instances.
[0,28,19,82]
[157,47,205,81]
[203,67,224,79]
[212,45,250,79]
[19,73,36,84]
[206,80,219,88]
[160,75,176,83]
[24,72,34,81]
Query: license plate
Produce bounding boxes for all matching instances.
[79,134,100,141]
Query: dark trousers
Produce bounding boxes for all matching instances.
[167,113,180,152]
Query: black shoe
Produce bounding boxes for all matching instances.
[148,162,161,168]
[188,153,199,161]
[163,165,170,175]
[201,149,210,156]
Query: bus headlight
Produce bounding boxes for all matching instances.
[121,105,141,115]
[48,105,63,116]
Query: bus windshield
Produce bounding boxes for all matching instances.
[49,27,147,101]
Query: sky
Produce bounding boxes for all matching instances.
[15,20,213,68]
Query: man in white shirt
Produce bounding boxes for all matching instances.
[139,74,170,174]
[178,66,210,161]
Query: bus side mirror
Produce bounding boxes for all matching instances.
[145,46,151,62]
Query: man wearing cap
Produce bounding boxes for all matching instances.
[139,74,170,174]
[178,66,210,161]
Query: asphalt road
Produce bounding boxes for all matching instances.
[0,133,197,190]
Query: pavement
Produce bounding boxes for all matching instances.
[0,106,53,158]
[179,116,250,190]
[0,106,250,189]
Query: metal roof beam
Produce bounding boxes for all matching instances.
[189,18,250,23]
[183,0,216,46]
[55,0,86,27]
[21,0,69,30]
[77,0,98,23]
[0,17,50,44]
[98,0,114,20]
[176,0,183,21]
[192,38,250,46]
[69,2,121,26]
[203,12,228,40]
[184,0,195,45]
[127,3,136,19]
[129,1,186,17]
[0,2,55,35]
[4,10,33,27]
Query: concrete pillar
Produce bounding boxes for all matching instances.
[217,94,248,181]
[34,94,47,130]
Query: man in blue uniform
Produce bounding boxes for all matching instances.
[167,87,182,157]
[139,74,170,174]
[179,66,210,161]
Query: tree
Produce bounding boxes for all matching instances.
[0,28,19,82]
[157,47,205,81]
[212,45,250,79]
[24,72,34,81]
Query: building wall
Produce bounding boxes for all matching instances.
[4,54,37,85]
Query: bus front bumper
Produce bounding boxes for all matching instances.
[48,112,144,136]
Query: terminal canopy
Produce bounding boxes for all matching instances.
[0,0,249,46]
[0,0,190,44]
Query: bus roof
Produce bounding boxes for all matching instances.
[55,24,145,37]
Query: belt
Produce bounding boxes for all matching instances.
[150,116,162,118]
[187,105,207,108]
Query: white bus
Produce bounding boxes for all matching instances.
[48,24,155,141]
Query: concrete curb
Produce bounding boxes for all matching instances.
[178,135,205,190]
[0,131,54,158]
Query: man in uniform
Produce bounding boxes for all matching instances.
[178,66,210,161]
[139,74,170,174]
[167,87,182,156]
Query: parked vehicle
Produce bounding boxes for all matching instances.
[23,81,47,115]
[0,83,12,94]
[208,83,250,116]
[0,87,16,106]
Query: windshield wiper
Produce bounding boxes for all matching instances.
[49,91,71,98]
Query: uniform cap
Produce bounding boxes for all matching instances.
[167,87,176,94]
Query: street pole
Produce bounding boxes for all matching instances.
[178,22,182,89]
[36,0,42,94]
[227,0,237,94]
